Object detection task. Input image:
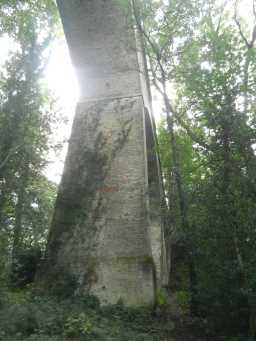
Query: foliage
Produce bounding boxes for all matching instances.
[156,288,168,306]
[63,313,93,338]
[0,0,59,41]
[135,0,256,339]
[9,247,42,288]
[0,289,182,341]
[173,1,256,337]
[175,291,191,313]
[0,0,61,285]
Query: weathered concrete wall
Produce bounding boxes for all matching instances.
[57,0,141,100]
[38,0,167,306]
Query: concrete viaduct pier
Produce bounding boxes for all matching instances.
[38,0,168,306]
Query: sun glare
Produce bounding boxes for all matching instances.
[45,39,80,111]
[43,38,80,183]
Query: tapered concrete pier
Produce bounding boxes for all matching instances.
[39,0,167,306]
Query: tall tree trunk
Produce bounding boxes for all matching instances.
[10,182,25,287]
[221,110,255,338]
[11,166,28,269]
[161,75,198,315]
[12,187,25,261]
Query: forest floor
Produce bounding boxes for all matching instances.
[0,289,226,341]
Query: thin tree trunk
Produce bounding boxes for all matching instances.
[233,231,256,339]
[132,2,199,313]
[11,164,29,266]
[243,53,250,115]
[12,185,25,265]
[161,75,198,315]
[221,113,255,338]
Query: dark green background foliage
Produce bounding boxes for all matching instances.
[140,0,256,339]
[1,0,256,340]
[0,0,59,288]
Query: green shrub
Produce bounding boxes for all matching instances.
[156,288,168,306]
[80,294,100,310]
[23,336,64,341]
[63,313,93,338]
[10,248,42,289]
[175,290,190,312]
[0,303,37,336]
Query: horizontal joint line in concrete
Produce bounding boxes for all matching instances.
[78,93,143,104]
[76,255,154,263]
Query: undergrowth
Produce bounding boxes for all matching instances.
[0,288,175,341]
[0,288,251,341]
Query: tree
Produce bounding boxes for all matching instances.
[132,0,203,313]
[134,0,256,337]
[0,0,61,286]
[175,0,256,337]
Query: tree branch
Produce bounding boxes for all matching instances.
[234,0,256,48]
[0,145,21,172]
[234,0,250,48]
